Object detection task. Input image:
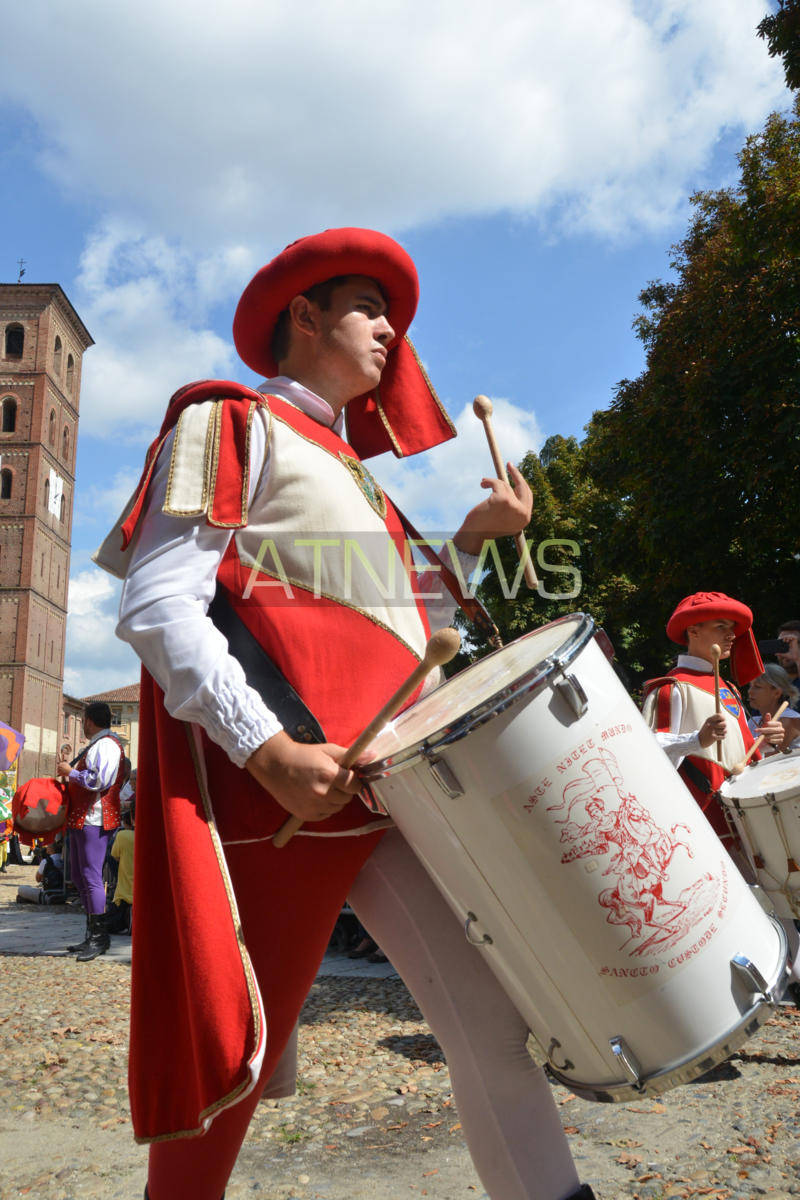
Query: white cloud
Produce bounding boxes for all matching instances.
[74,222,244,439]
[3,1,785,439]
[0,1,788,248]
[63,567,140,697]
[75,466,141,527]
[370,396,544,531]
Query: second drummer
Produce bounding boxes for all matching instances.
[642,591,784,845]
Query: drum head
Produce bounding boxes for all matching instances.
[721,752,800,803]
[363,613,594,774]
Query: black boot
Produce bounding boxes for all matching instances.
[76,914,110,962]
[66,917,91,954]
[566,1187,597,1200]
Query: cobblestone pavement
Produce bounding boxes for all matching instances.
[2,863,800,1199]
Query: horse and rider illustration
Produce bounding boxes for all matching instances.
[550,749,721,956]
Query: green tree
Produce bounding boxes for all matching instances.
[583,96,800,678]
[758,0,800,92]
[459,432,642,673]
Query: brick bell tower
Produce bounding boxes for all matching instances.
[0,284,92,782]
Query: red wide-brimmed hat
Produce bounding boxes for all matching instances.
[667,591,763,684]
[232,227,455,459]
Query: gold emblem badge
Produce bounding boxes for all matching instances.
[338,453,388,519]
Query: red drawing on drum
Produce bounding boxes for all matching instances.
[548,749,722,957]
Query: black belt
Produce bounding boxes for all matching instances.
[208,587,326,745]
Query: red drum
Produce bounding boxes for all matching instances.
[361,614,789,1102]
[12,777,68,838]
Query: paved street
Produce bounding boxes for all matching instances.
[2,861,800,1200]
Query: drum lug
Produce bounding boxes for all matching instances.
[464,911,493,946]
[553,673,589,720]
[547,1037,574,1072]
[422,749,464,799]
[731,953,772,1004]
[609,1036,644,1090]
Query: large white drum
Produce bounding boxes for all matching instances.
[361,614,789,1102]
[720,753,800,920]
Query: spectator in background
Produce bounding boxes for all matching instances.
[104,757,133,901]
[776,620,800,680]
[747,664,800,753]
[120,765,136,810]
[16,840,64,904]
[108,802,135,935]
[0,792,11,873]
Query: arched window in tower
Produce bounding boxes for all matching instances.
[49,409,56,446]
[1,397,16,433]
[44,477,50,510]
[4,324,24,359]
[62,426,70,461]
[66,354,74,391]
[59,493,66,523]
[53,336,62,377]
[0,469,12,500]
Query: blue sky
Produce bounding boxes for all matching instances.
[0,0,790,696]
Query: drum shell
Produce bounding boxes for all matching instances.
[720,754,800,920]
[363,618,787,1101]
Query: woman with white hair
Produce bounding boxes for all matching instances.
[747,663,800,752]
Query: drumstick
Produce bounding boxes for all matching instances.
[272,627,462,848]
[730,699,789,775]
[472,395,538,589]
[710,643,723,764]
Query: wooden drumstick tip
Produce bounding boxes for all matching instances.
[710,643,721,663]
[729,761,745,776]
[422,627,461,669]
[472,394,494,421]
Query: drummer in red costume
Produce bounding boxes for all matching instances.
[642,592,783,847]
[96,229,595,1200]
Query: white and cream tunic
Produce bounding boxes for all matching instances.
[102,377,473,769]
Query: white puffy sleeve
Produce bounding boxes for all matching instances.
[116,408,283,768]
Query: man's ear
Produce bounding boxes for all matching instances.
[287,294,320,338]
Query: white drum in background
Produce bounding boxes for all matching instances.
[361,613,789,1103]
[720,754,800,920]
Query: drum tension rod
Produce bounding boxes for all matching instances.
[421,748,464,799]
[553,673,589,720]
[730,954,772,1005]
[609,1036,644,1090]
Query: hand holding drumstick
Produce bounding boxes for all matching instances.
[269,628,462,848]
[730,700,790,775]
[461,395,537,588]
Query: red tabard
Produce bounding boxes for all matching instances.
[126,383,434,1142]
[66,734,124,831]
[646,667,758,841]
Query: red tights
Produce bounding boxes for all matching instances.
[147,833,377,1200]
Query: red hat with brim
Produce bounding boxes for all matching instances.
[233,227,455,460]
[666,591,763,685]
